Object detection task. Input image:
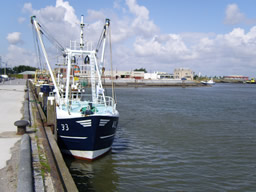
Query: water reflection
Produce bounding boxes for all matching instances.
[64,125,130,191]
[65,153,119,192]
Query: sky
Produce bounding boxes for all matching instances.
[1,0,256,77]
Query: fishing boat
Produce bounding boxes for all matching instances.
[31,15,119,160]
[201,78,215,85]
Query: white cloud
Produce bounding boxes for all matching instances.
[6,45,37,67]
[224,4,256,26]
[108,0,256,76]
[224,4,245,25]
[103,0,256,76]
[23,1,80,47]
[111,17,133,43]
[18,0,112,69]
[56,0,79,27]
[134,34,192,59]
[126,0,159,37]
[126,0,149,19]
[6,32,22,45]
[119,24,256,76]
[190,28,256,75]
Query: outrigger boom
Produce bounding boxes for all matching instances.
[31,15,61,100]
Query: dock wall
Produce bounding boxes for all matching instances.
[102,79,203,87]
[23,80,78,192]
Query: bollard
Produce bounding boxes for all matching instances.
[14,120,29,135]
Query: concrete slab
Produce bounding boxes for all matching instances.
[0,79,25,169]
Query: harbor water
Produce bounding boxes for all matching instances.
[65,83,256,192]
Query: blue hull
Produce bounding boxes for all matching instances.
[40,84,54,93]
[57,115,118,160]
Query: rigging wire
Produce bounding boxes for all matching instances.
[109,24,116,105]
[36,35,43,70]
[32,25,42,70]
[36,18,65,52]
[32,17,68,72]
[96,24,106,53]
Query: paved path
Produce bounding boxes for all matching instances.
[0,79,26,169]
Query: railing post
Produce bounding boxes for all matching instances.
[38,92,44,107]
[47,96,57,140]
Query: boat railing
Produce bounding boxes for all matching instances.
[59,91,90,101]
[58,91,116,112]
[97,95,115,108]
[67,92,115,108]
[69,40,93,51]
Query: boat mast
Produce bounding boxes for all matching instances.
[80,15,85,50]
[65,15,87,105]
[65,49,72,105]
[31,16,60,100]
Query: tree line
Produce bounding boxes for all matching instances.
[0,65,37,74]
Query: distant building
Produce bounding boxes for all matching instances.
[104,70,144,79]
[54,68,145,79]
[54,68,177,80]
[19,71,36,79]
[132,71,145,79]
[144,72,158,80]
[144,72,173,80]
[223,75,249,81]
[174,68,194,80]
[157,72,173,79]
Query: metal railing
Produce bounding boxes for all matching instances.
[57,91,116,113]
[97,95,115,107]
[69,40,93,51]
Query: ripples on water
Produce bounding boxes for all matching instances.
[65,84,256,192]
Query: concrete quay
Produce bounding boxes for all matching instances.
[102,79,204,87]
[0,79,26,191]
[0,79,78,192]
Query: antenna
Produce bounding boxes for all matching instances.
[80,15,85,50]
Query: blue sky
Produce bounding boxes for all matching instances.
[1,0,256,77]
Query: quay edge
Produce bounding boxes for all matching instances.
[17,80,78,192]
